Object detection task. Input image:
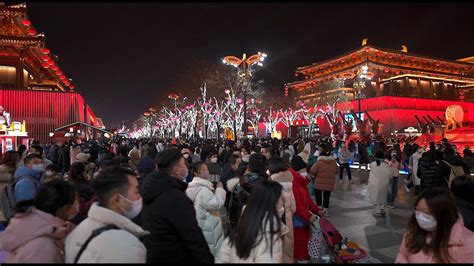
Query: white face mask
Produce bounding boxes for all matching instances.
[415,211,437,232]
[32,164,44,172]
[300,172,308,177]
[210,157,218,163]
[45,170,53,177]
[119,195,143,219]
[183,153,190,159]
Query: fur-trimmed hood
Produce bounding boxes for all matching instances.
[270,170,293,191]
[227,177,240,192]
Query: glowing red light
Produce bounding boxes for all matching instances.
[40,48,50,54]
[41,55,49,61]
[27,29,36,35]
[22,20,31,26]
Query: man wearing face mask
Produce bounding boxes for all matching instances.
[139,148,214,264]
[13,153,44,201]
[65,167,149,263]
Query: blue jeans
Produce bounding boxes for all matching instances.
[387,177,399,205]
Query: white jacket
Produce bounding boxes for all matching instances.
[65,203,149,263]
[186,177,226,256]
[412,151,423,186]
[366,161,392,205]
[216,217,287,263]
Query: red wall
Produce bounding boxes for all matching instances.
[0,89,92,143]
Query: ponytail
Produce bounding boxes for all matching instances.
[14,199,36,214]
[376,159,381,166]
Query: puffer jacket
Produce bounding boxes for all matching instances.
[216,217,289,263]
[417,154,439,191]
[310,156,339,191]
[186,177,226,256]
[2,208,68,263]
[65,203,148,263]
[270,170,296,263]
[396,216,474,263]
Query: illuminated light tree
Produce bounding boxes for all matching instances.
[248,105,262,138]
[263,106,281,137]
[196,83,213,139]
[299,102,323,138]
[223,88,244,140]
[279,107,300,138]
[208,97,228,141]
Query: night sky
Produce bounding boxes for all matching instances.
[25,3,474,129]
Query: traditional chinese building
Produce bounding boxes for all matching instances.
[285,40,474,135]
[0,3,103,144]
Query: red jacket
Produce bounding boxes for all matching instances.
[289,168,320,260]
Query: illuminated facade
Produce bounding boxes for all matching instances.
[0,3,103,143]
[285,41,474,135]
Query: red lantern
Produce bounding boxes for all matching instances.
[27,29,36,35]
[22,20,31,26]
[69,86,75,90]
[294,73,298,77]
[40,48,50,54]
[51,65,58,70]
[459,95,465,100]
[351,54,356,59]
[59,75,65,79]
[41,55,49,61]
[395,70,400,75]
[41,62,49,68]
[365,47,370,52]
[320,66,323,69]
[384,68,389,73]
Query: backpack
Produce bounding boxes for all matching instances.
[442,160,465,188]
[0,176,39,221]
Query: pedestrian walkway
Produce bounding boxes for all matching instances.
[323,170,413,263]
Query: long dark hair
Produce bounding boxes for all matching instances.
[229,180,283,260]
[69,162,87,182]
[405,188,458,263]
[14,179,76,216]
[17,145,27,157]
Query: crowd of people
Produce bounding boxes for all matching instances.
[0,135,472,263]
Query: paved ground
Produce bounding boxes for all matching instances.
[319,167,413,263]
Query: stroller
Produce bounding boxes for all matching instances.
[309,217,368,263]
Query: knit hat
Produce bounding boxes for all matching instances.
[291,155,307,171]
[137,157,156,174]
[75,152,90,163]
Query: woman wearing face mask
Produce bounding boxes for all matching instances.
[186,162,226,256]
[1,180,78,263]
[217,180,288,263]
[289,155,321,263]
[396,187,474,263]
[367,151,392,217]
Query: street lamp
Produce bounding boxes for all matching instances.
[354,65,369,120]
[222,52,267,137]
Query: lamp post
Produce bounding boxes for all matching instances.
[355,65,369,120]
[222,52,267,138]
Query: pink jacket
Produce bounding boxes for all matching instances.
[1,207,68,263]
[396,216,474,263]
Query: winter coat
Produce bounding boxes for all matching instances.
[206,161,223,177]
[216,217,288,263]
[186,177,226,256]
[140,144,151,158]
[65,203,148,263]
[13,166,42,201]
[2,208,67,263]
[270,170,296,263]
[0,164,14,220]
[434,156,471,188]
[411,151,423,186]
[289,168,321,260]
[456,197,474,232]
[220,167,236,192]
[70,146,81,165]
[396,216,474,263]
[310,156,339,191]
[417,154,439,191]
[226,177,242,229]
[139,171,214,263]
[128,148,140,171]
[367,161,392,205]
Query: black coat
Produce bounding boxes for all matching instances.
[139,171,214,264]
[417,154,439,190]
[434,156,471,188]
[456,197,474,232]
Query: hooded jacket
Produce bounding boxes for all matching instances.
[2,208,67,263]
[13,165,42,201]
[396,216,474,263]
[65,203,148,263]
[186,177,226,256]
[310,156,339,191]
[270,170,296,263]
[139,171,214,263]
